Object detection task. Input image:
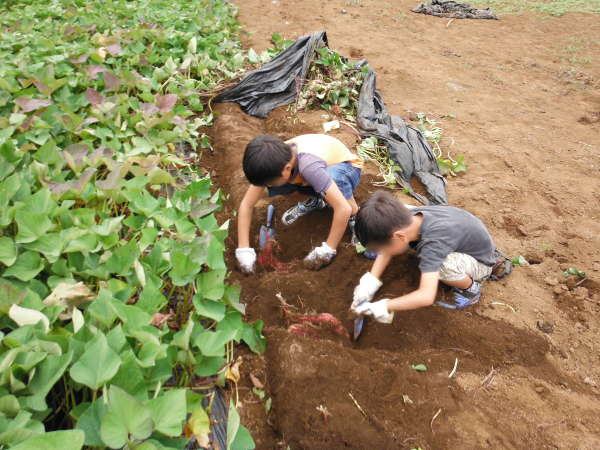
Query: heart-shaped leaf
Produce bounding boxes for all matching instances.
[156,94,177,113]
[100,386,153,448]
[15,98,52,112]
[70,332,121,390]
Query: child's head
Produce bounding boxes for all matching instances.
[242,135,294,187]
[355,191,414,255]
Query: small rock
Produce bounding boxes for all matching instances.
[545,277,559,287]
[583,377,597,387]
[535,386,545,393]
[341,8,347,13]
[447,82,469,91]
[536,320,554,334]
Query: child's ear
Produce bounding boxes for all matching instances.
[391,230,407,242]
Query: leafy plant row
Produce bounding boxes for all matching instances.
[0,1,262,449]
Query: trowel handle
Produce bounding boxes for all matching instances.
[266,204,275,228]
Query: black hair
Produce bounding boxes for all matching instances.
[355,191,413,246]
[242,135,293,186]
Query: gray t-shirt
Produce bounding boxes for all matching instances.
[410,206,496,273]
[294,153,331,194]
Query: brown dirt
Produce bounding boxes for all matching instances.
[202,2,600,448]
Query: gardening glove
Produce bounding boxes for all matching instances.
[303,242,336,270]
[351,272,383,310]
[354,299,394,324]
[235,248,256,274]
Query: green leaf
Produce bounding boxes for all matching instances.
[0,236,17,266]
[26,351,73,411]
[70,332,121,390]
[194,329,238,357]
[3,251,44,282]
[171,319,194,351]
[147,389,187,437]
[0,394,20,417]
[193,295,226,321]
[14,209,53,244]
[195,356,226,376]
[105,240,140,276]
[76,399,107,447]
[411,364,428,372]
[196,269,226,300]
[100,386,154,449]
[227,399,255,450]
[110,350,147,398]
[23,233,64,263]
[10,430,84,450]
[169,249,201,287]
[242,320,266,354]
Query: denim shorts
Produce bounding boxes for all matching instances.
[268,162,362,199]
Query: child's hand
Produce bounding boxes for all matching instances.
[303,242,336,270]
[353,299,394,324]
[352,272,383,309]
[235,248,256,274]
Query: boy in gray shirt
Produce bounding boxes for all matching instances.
[351,191,502,323]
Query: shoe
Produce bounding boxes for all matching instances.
[437,282,481,310]
[281,196,326,225]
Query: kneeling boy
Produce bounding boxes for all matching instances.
[235,134,362,273]
[351,191,499,323]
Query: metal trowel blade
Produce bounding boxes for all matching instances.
[353,317,365,341]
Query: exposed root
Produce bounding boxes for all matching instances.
[257,239,292,272]
[277,293,351,340]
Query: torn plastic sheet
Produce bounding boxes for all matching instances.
[412,0,498,20]
[215,31,447,204]
[356,64,447,204]
[215,31,328,118]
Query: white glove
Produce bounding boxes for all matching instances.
[235,248,256,274]
[352,272,383,310]
[303,242,337,270]
[354,299,394,324]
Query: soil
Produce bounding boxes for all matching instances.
[202,1,600,448]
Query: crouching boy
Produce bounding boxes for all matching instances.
[235,134,363,273]
[351,191,502,323]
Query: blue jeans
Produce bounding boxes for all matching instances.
[268,162,362,199]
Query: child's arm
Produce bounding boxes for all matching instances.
[237,185,265,248]
[386,272,439,311]
[354,272,439,323]
[322,183,352,250]
[235,185,265,273]
[370,252,392,279]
